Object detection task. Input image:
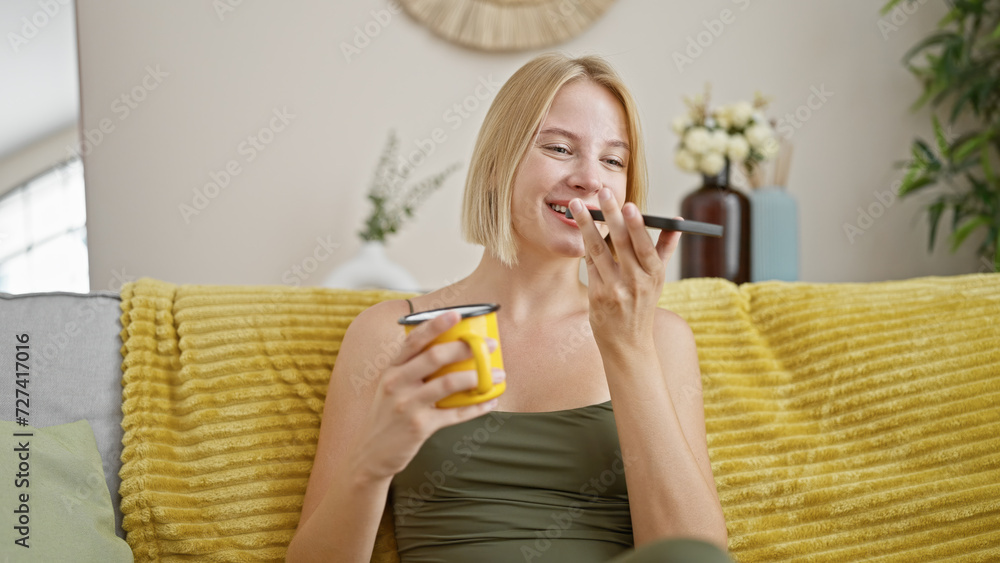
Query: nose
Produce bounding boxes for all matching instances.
[568,156,603,195]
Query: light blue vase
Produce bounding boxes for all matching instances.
[750,185,799,282]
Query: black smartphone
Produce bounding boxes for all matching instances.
[565,208,724,237]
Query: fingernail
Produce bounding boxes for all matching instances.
[485,399,499,409]
[493,369,505,383]
[624,204,637,218]
[599,188,611,201]
[487,338,498,351]
[570,199,583,213]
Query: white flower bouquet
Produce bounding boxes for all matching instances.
[672,86,779,182]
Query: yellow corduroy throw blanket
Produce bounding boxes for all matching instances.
[118,273,1000,562]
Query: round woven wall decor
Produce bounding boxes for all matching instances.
[398,0,619,52]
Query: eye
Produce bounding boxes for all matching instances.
[606,157,625,168]
[546,145,570,154]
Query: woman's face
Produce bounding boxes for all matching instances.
[509,78,630,260]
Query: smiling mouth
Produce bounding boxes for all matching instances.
[547,203,570,214]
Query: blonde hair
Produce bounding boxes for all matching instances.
[460,52,648,267]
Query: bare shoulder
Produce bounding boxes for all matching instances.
[350,298,413,331]
[333,299,413,393]
[336,298,414,355]
[320,298,413,410]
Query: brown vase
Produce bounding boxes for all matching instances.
[679,159,751,284]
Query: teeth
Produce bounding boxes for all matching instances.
[548,203,569,213]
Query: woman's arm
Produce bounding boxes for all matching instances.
[598,308,728,549]
[286,301,503,562]
[286,302,398,563]
[568,192,727,550]
[287,466,393,562]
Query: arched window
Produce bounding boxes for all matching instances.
[0,157,88,294]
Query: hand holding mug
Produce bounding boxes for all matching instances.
[350,305,506,482]
[398,303,506,408]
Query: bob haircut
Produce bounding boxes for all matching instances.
[460,52,649,268]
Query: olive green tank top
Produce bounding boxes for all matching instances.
[389,399,632,562]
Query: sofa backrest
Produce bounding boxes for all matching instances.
[109,273,1000,561]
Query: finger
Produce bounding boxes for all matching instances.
[570,198,613,284]
[655,215,684,265]
[415,367,505,406]
[393,309,461,366]
[441,396,501,425]
[623,201,660,274]
[402,338,499,386]
[597,189,640,273]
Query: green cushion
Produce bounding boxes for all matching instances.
[0,419,132,561]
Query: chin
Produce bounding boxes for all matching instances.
[551,240,586,259]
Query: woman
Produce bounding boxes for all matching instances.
[287,53,730,562]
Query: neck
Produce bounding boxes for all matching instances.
[453,250,589,326]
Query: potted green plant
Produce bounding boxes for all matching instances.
[886,0,1000,272]
[323,130,461,291]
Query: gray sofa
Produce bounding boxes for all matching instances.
[0,289,127,540]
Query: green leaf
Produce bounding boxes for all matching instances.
[902,31,958,65]
[949,88,977,123]
[949,214,990,252]
[913,139,940,164]
[953,134,986,162]
[938,6,963,28]
[951,202,962,232]
[974,78,996,117]
[933,115,950,155]
[967,172,993,206]
[927,200,947,251]
[880,0,904,16]
[911,81,948,112]
[900,175,936,197]
[992,21,1000,39]
[909,139,941,175]
[952,158,981,175]
[982,143,999,185]
[899,157,923,189]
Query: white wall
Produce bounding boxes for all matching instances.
[0,0,79,166]
[76,0,981,291]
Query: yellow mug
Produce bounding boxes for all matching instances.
[398,303,506,408]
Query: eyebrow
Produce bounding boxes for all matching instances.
[538,127,631,152]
